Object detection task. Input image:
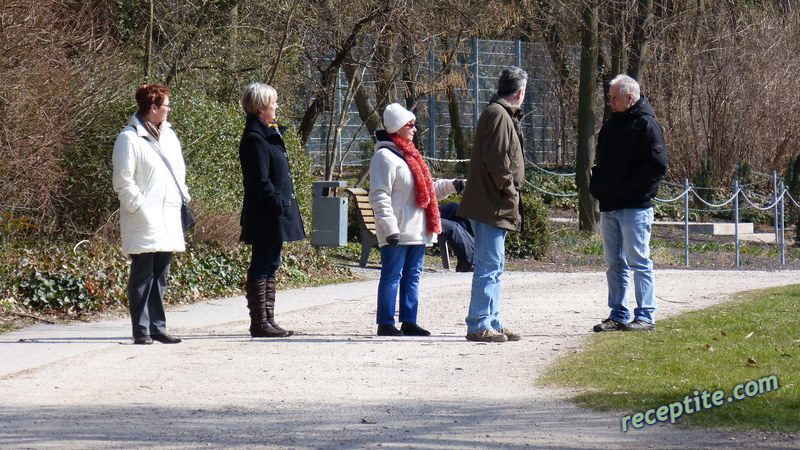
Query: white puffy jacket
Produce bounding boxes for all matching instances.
[112,115,190,256]
[368,142,456,247]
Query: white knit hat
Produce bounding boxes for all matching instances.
[382,103,416,134]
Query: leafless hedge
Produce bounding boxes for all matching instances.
[0,0,130,234]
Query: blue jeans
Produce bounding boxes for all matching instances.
[466,220,507,334]
[377,245,425,325]
[601,207,656,324]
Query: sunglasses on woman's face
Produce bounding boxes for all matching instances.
[404,122,416,128]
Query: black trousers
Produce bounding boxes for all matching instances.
[127,252,172,338]
[247,240,283,281]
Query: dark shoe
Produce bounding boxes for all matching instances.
[151,333,182,344]
[377,324,403,336]
[624,319,655,332]
[250,323,289,338]
[498,328,522,341]
[465,328,508,342]
[270,323,295,337]
[133,336,153,345]
[593,318,626,332]
[401,322,431,336]
[455,260,474,272]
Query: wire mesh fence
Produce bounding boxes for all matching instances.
[306,38,578,170]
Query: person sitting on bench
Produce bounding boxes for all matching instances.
[439,198,474,273]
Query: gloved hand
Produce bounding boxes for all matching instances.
[386,234,400,247]
[453,179,466,194]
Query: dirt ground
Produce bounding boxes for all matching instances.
[1,269,799,449]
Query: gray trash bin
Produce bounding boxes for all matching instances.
[311,181,348,246]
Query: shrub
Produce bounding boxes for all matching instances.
[526,167,578,212]
[505,193,552,260]
[784,154,800,241]
[3,239,128,314]
[170,88,245,216]
[59,80,137,236]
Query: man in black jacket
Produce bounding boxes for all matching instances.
[589,74,668,332]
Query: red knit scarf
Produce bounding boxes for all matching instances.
[389,134,442,234]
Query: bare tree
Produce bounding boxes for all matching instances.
[297,2,395,147]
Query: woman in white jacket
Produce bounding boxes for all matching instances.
[368,103,458,337]
[112,84,189,345]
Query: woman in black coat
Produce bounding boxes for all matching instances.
[239,82,306,338]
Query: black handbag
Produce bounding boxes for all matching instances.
[181,201,196,232]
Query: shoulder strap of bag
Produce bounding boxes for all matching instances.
[126,124,187,203]
[378,145,406,163]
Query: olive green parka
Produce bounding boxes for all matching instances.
[457,96,525,231]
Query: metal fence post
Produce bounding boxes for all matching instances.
[473,38,480,127]
[684,178,690,267]
[773,170,779,242]
[781,180,786,265]
[734,179,740,267]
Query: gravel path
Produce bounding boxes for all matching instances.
[1,269,799,449]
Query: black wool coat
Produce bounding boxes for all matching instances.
[589,96,669,212]
[239,115,306,244]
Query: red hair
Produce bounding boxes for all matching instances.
[135,84,170,115]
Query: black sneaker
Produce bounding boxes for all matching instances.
[624,319,655,332]
[377,324,403,336]
[593,318,626,332]
[401,322,431,336]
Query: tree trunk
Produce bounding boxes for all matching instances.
[268,6,294,86]
[225,2,239,103]
[576,0,600,233]
[628,0,653,81]
[440,37,469,171]
[373,34,395,111]
[342,63,382,136]
[605,0,626,122]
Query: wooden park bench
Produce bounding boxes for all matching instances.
[345,187,450,269]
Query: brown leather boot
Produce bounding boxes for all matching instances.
[245,278,288,338]
[264,278,295,336]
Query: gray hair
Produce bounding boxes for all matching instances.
[497,66,528,97]
[609,74,641,103]
[241,82,277,115]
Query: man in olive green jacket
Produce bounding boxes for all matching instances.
[457,67,527,343]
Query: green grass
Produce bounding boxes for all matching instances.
[540,285,800,432]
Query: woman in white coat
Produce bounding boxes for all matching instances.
[112,84,189,345]
[368,103,458,337]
